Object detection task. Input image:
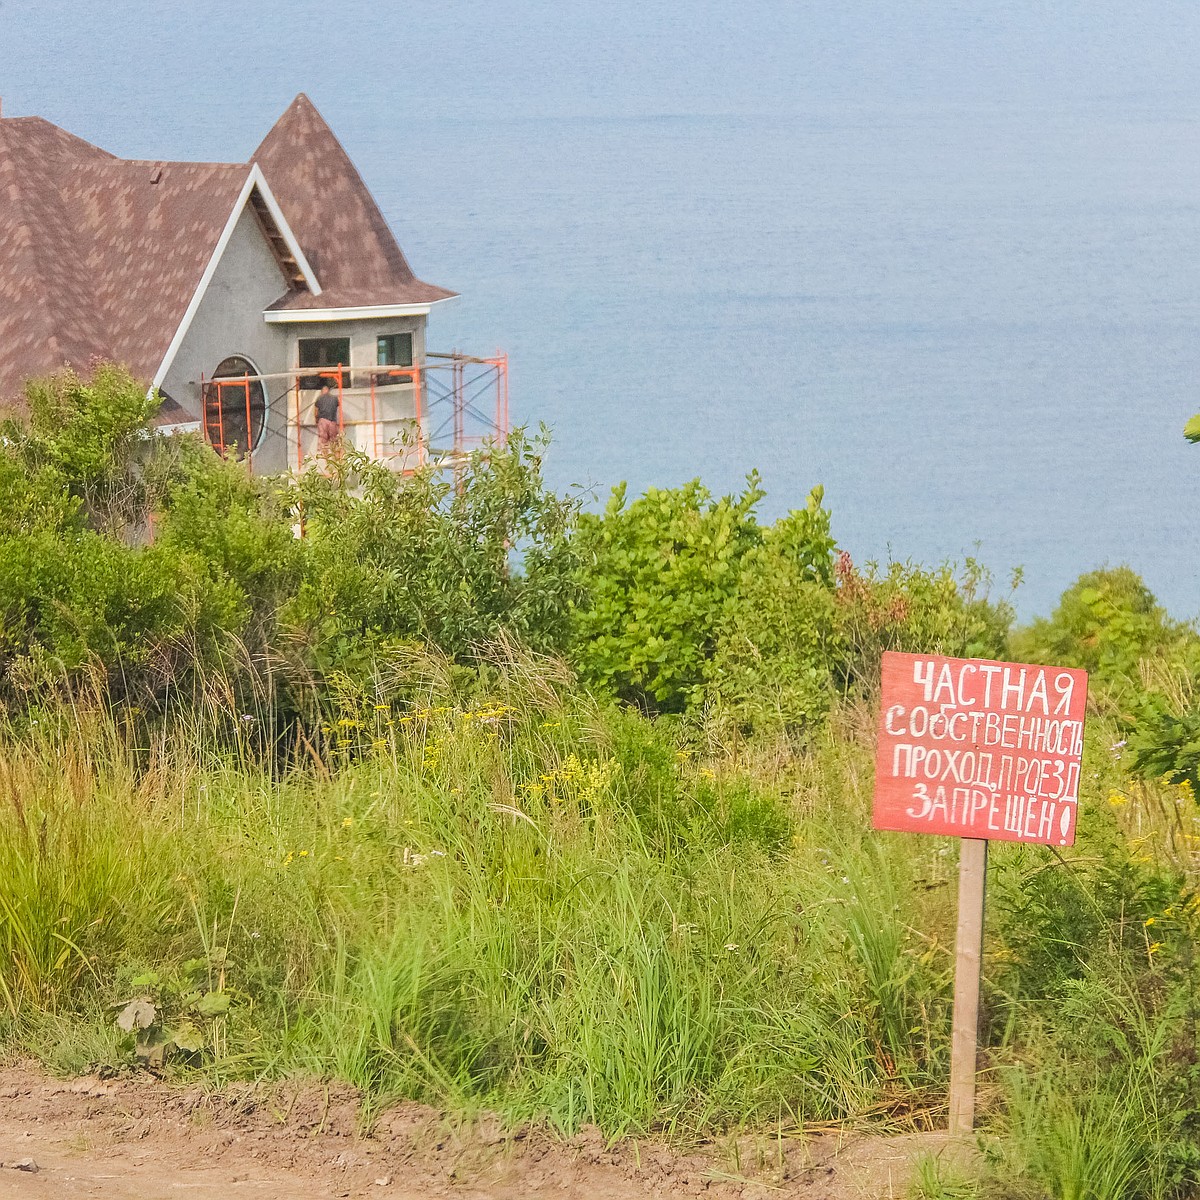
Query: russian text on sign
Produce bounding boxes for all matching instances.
[873,652,1088,846]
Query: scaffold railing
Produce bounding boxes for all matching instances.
[199,351,509,476]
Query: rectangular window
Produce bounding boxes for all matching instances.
[298,337,351,390]
[376,333,414,368]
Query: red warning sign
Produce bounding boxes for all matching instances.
[873,651,1088,845]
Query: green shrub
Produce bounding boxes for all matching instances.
[285,431,582,685]
[1013,567,1186,689]
[0,369,583,723]
[152,439,301,636]
[5,363,158,533]
[834,555,1013,695]
[571,475,765,712]
[1130,700,1200,796]
[706,488,839,736]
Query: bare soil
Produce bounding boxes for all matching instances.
[0,1066,964,1199]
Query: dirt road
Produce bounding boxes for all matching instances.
[0,1068,956,1199]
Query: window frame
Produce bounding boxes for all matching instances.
[205,354,268,456]
[373,332,416,386]
[376,332,414,368]
[298,337,352,390]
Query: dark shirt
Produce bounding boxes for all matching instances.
[315,391,339,423]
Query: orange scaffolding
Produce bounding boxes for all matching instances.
[198,351,509,476]
[202,374,258,472]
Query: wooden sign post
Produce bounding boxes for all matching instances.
[948,837,987,1133]
[872,652,1088,1135]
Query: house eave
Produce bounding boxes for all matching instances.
[263,298,457,324]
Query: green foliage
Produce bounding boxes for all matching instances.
[706,488,840,735]
[1130,702,1200,795]
[113,956,235,1068]
[1015,569,1200,803]
[1013,567,1184,688]
[0,364,1019,746]
[5,363,157,532]
[287,431,581,685]
[987,976,1200,1200]
[572,475,765,712]
[575,475,1013,739]
[0,368,581,719]
[604,706,794,854]
[0,667,948,1135]
[11,362,1200,1167]
[152,440,302,635]
[834,555,1013,694]
[0,728,175,1018]
[1185,413,1200,444]
[0,369,276,703]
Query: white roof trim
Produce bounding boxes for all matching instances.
[263,298,457,323]
[156,420,202,437]
[248,166,321,296]
[151,165,321,390]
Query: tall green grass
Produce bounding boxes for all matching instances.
[3,652,1199,1190]
[0,659,959,1135]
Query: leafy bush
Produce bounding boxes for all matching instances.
[705,488,839,735]
[571,475,764,712]
[152,438,302,639]
[0,368,583,721]
[833,554,1013,695]
[286,431,581,686]
[1130,701,1200,796]
[0,370,294,707]
[4,362,158,533]
[1010,568,1200,801]
[1013,567,1186,689]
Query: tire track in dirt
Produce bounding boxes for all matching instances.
[0,1068,958,1198]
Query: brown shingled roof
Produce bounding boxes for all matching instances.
[0,117,251,404]
[0,118,115,390]
[0,96,454,406]
[253,95,456,312]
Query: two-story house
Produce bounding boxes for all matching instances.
[0,95,503,472]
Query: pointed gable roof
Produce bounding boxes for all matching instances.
[253,95,456,312]
[0,95,453,404]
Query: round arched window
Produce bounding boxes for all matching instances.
[203,356,267,458]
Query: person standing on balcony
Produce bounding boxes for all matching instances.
[314,380,341,454]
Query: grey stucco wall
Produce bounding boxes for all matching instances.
[287,314,427,370]
[160,206,291,473]
[284,315,428,463]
